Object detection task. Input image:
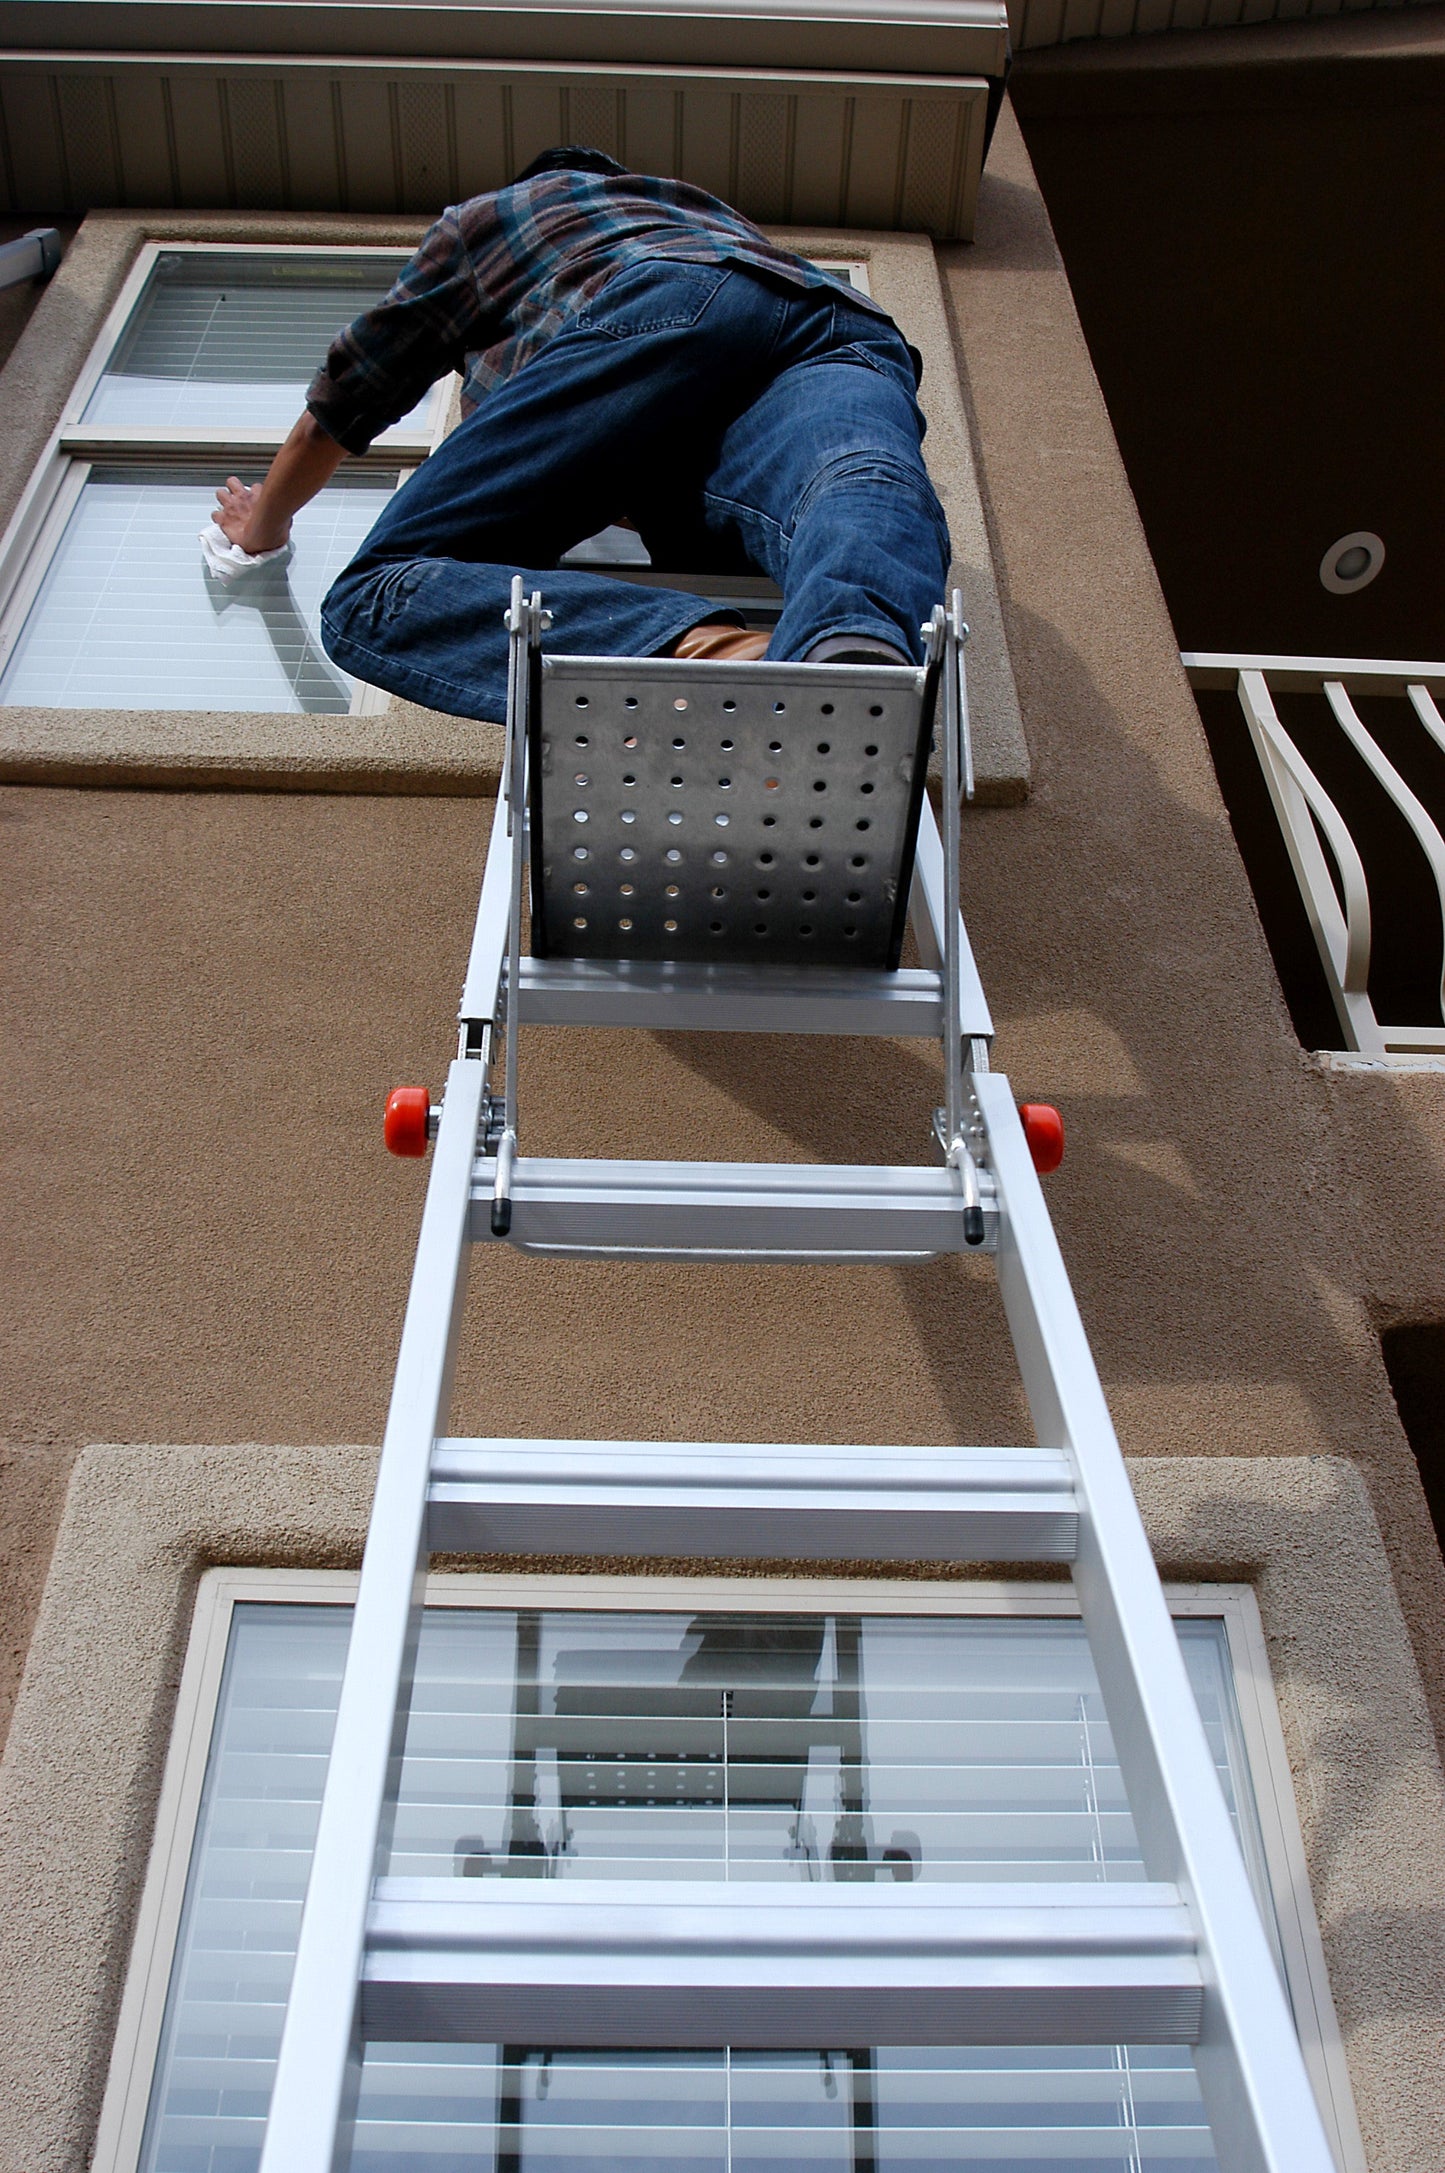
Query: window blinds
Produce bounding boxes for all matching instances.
[135,1605,1244,2171]
[0,469,397,712]
[82,253,431,434]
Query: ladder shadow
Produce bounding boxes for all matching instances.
[661,1026,1035,1447]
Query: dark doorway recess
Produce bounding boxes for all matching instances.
[1380,1323,1445,1559]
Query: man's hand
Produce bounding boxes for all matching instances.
[212,413,348,557]
[213,475,292,556]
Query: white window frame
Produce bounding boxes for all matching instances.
[0,242,452,717]
[92,1568,1365,2173]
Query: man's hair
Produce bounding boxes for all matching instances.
[510,145,631,186]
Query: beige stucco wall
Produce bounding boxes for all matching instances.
[3,93,1445,2173]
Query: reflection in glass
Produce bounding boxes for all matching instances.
[0,468,396,711]
[82,251,432,435]
[350,2043,1215,2172]
[135,1605,1245,2170]
[390,1609,1259,1888]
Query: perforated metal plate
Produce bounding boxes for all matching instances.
[531,655,933,968]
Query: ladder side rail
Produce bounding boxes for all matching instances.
[978,1069,1337,2173]
[457,791,515,1041]
[257,1056,487,2173]
[491,583,537,1233]
[941,601,965,1147]
[910,796,993,1041]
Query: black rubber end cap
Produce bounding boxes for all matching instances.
[490,1198,513,1237]
[964,1205,986,1248]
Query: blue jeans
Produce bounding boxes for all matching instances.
[320,260,951,722]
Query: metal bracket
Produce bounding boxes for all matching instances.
[932,1084,988,1250]
[922,591,983,1240]
[492,579,551,1237]
[0,227,60,291]
[481,1094,507,1156]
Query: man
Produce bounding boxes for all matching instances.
[213,146,951,722]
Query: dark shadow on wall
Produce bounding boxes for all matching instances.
[1380,1323,1445,1562]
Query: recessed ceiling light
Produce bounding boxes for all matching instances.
[1320,531,1385,595]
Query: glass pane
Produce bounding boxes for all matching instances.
[82,251,433,434]
[137,1603,353,2173]
[348,2044,1215,2171]
[386,1611,1267,1887]
[0,467,396,712]
[133,1605,1255,2171]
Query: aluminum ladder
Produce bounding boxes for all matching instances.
[256,589,1339,2173]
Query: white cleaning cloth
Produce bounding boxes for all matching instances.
[199,520,292,585]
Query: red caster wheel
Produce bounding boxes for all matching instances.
[1020,1102,1065,1175]
[384,1085,433,1158]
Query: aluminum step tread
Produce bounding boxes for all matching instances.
[361,1879,1202,2047]
[426,1437,1077,1561]
[472,1153,995,1261]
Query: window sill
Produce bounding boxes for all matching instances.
[0,699,506,795]
[0,693,1032,803]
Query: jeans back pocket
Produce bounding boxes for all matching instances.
[575,259,730,339]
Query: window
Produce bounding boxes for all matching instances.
[0,245,450,714]
[93,1574,1363,2173]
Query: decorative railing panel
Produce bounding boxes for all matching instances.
[1184,654,1445,1057]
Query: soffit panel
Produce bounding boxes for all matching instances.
[0,0,1011,74]
[0,55,990,237]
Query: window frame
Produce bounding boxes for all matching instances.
[91,1567,1365,2173]
[0,241,451,718]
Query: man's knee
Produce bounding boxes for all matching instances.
[792,451,949,552]
[322,556,428,642]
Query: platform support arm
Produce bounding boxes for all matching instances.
[457,792,515,1050]
[927,595,986,1246]
[492,580,548,1235]
[257,1058,487,2173]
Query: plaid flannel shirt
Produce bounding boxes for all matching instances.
[306,169,910,454]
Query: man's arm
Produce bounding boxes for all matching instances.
[212,411,346,554]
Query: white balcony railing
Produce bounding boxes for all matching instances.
[1182,654,1445,1058]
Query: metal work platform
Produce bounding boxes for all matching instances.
[255,587,1339,2173]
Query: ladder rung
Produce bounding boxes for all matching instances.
[362,1880,1202,2047]
[516,957,952,1036]
[427,1438,1077,1560]
[472,1155,994,1261]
